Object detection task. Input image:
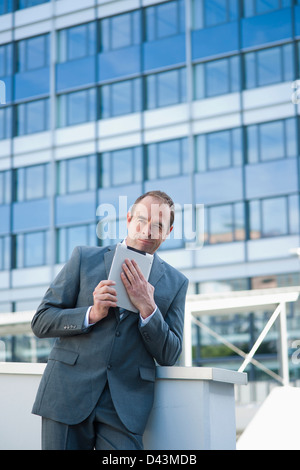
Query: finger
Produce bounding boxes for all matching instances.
[120,271,131,288]
[94,284,117,295]
[94,295,117,304]
[95,280,116,289]
[130,259,144,280]
[122,261,135,280]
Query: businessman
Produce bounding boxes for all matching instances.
[31,190,189,450]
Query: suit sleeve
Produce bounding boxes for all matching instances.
[31,246,90,338]
[138,277,188,366]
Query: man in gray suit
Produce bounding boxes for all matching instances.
[31,190,189,450]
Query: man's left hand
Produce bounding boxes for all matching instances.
[121,259,156,319]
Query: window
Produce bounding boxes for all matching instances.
[17,0,50,9]
[192,0,239,30]
[57,224,96,263]
[13,230,50,268]
[244,44,293,89]
[194,55,240,99]
[0,0,13,15]
[206,202,245,244]
[0,170,11,204]
[16,98,49,136]
[100,10,141,51]
[248,195,299,239]
[146,138,189,179]
[196,127,243,171]
[57,155,97,194]
[0,236,10,270]
[100,78,142,118]
[246,118,297,164]
[16,34,49,73]
[145,0,185,41]
[0,43,13,77]
[57,88,96,127]
[146,68,186,109]
[0,106,12,140]
[243,0,292,17]
[57,22,96,63]
[13,164,50,202]
[100,147,143,188]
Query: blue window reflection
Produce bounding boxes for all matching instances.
[57,223,96,264]
[100,78,141,118]
[0,0,13,15]
[57,155,96,194]
[145,0,185,41]
[194,55,240,99]
[245,44,293,89]
[100,11,141,51]
[14,164,50,201]
[0,236,10,270]
[246,118,297,164]
[243,0,292,17]
[98,10,141,80]
[57,88,96,127]
[192,0,239,30]
[17,34,49,73]
[14,230,50,268]
[0,106,12,139]
[0,170,11,204]
[206,201,246,244]
[242,8,292,48]
[17,0,50,9]
[0,43,13,77]
[16,98,49,136]
[56,192,96,226]
[248,195,296,239]
[100,147,142,188]
[57,22,96,63]
[146,138,188,179]
[146,68,186,109]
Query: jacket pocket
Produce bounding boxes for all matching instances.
[139,366,156,382]
[48,347,79,366]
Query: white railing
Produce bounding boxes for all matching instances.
[182,286,300,386]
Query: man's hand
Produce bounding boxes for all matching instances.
[89,280,117,324]
[121,259,156,319]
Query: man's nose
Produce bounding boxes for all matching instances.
[141,221,152,237]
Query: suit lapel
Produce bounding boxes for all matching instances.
[149,253,165,287]
[104,245,116,277]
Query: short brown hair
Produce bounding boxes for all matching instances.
[132,191,175,227]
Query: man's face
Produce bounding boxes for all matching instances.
[126,196,173,254]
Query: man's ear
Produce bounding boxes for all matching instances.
[127,211,133,225]
[165,225,173,238]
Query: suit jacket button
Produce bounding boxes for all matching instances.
[115,331,120,337]
[107,364,112,370]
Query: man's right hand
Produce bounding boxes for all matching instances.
[89,280,117,324]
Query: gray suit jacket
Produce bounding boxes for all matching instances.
[31,245,188,435]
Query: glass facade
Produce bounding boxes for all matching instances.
[0,0,299,381]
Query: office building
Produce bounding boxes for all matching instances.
[0,0,299,380]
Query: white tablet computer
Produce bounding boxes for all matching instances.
[108,243,153,313]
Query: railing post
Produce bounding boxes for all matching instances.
[181,307,192,366]
[279,302,290,387]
